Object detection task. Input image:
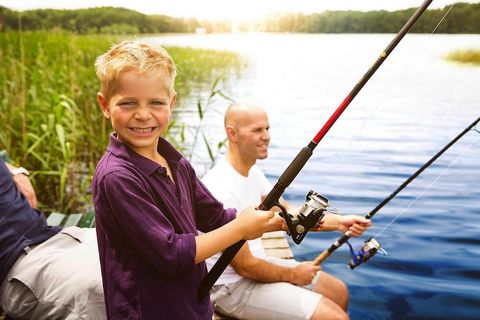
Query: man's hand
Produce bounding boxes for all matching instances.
[337,215,371,237]
[288,262,320,286]
[320,213,372,236]
[8,166,38,208]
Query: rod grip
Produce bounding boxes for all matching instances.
[313,250,331,266]
[197,239,245,301]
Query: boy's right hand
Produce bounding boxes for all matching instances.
[237,205,274,240]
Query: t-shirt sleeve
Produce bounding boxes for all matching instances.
[95,170,196,275]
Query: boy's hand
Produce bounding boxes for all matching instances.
[338,215,371,237]
[237,206,274,240]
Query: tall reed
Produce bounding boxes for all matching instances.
[0,31,244,213]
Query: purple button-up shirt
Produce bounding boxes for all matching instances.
[92,134,236,320]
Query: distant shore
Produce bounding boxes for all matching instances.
[447,49,480,65]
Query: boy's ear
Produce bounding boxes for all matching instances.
[169,94,176,113]
[97,92,110,118]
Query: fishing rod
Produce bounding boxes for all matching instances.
[313,116,480,267]
[197,0,434,300]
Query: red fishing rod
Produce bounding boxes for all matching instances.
[198,0,434,300]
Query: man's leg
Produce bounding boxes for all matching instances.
[1,227,105,319]
[0,268,38,318]
[311,297,349,320]
[211,277,322,320]
[313,271,349,311]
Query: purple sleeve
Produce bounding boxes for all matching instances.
[96,171,196,275]
[192,175,236,233]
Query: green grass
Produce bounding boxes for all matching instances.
[446,49,480,65]
[0,31,245,213]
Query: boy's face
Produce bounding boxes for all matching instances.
[98,70,175,157]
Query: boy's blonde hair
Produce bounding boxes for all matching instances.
[95,40,177,102]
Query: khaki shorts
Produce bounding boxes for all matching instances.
[211,257,322,320]
[0,227,105,320]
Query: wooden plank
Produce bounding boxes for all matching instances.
[63,213,83,228]
[79,208,95,228]
[46,212,65,226]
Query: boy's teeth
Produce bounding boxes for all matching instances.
[133,128,153,133]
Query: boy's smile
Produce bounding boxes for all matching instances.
[98,70,176,159]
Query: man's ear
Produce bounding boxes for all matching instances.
[226,125,237,142]
[97,92,110,118]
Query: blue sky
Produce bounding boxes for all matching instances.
[1,0,476,20]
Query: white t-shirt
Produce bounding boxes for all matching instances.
[201,156,272,285]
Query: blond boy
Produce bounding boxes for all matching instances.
[92,40,277,320]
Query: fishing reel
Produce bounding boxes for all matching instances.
[347,237,387,269]
[278,190,328,245]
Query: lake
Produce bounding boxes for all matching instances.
[149,33,480,319]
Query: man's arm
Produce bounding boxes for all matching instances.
[319,214,371,237]
[230,242,319,286]
[5,162,38,208]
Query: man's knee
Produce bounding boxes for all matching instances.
[310,296,349,320]
[1,278,38,318]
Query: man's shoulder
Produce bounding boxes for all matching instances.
[202,157,231,183]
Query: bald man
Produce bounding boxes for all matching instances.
[202,102,371,320]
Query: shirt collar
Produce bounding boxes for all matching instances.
[107,133,183,176]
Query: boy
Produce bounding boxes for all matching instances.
[92,40,274,320]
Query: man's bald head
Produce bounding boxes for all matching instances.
[224,102,270,163]
[224,102,267,130]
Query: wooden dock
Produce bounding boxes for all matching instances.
[261,230,293,259]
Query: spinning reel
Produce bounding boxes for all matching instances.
[278,190,329,244]
[347,237,387,269]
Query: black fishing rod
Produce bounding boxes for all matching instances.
[313,116,480,266]
[197,0,434,300]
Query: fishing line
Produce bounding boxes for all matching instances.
[347,2,456,141]
[320,1,457,183]
[431,2,456,34]
[374,131,480,239]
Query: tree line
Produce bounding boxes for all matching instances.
[1,2,479,34]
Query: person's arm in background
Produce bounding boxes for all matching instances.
[5,162,37,208]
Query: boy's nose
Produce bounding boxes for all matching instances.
[135,107,152,120]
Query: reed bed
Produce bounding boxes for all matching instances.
[0,31,244,213]
[446,49,480,65]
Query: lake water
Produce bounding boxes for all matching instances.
[149,33,480,319]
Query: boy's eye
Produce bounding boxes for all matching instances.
[119,101,136,106]
[151,100,166,106]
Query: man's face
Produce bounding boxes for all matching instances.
[235,110,270,161]
[98,70,175,157]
